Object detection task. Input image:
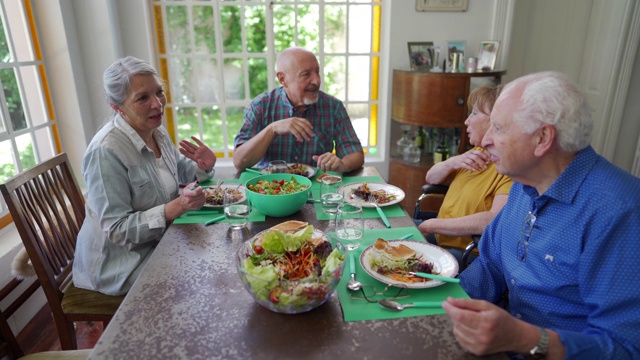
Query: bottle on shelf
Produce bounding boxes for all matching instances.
[433,133,449,163]
[403,142,421,163]
[396,125,412,157]
[415,126,426,151]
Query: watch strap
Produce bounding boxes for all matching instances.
[529,327,549,357]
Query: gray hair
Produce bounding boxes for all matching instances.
[503,71,593,152]
[103,56,161,112]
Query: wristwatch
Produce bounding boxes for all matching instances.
[528,327,549,358]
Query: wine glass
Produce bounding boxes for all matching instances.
[320,175,343,217]
[335,203,364,251]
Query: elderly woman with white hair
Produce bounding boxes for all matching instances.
[72,56,217,295]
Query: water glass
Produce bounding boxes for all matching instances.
[224,186,250,230]
[335,203,364,251]
[320,175,343,216]
[268,160,289,174]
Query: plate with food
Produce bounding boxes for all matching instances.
[203,184,246,208]
[360,239,458,289]
[260,163,317,178]
[339,182,405,208]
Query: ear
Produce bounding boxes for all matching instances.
[533,124,555,157]
[111,104,122,114]
[276,71,286,86]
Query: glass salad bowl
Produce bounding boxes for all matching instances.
[235,225,346,314]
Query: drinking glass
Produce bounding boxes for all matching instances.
[268,160,289,174]
[335,203,364,251]
[224,186,250,230]
[320,175,343,216]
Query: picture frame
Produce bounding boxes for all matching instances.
[407,42,435,71]
[416,0,468,12]
[477,40,500,71]
[447,41,465,71]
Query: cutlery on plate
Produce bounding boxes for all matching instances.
[407,271,460,283]
[378,299,442,311]
[367,195,391,228]
[205,215,226,226]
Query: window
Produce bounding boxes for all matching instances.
[0,0,59,229]
[151,0,382,161]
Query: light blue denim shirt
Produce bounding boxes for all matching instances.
[73,115,212,295]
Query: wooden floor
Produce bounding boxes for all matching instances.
[16,303,103,355]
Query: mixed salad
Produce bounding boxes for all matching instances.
[247,177,309,195]
[369,251,435,284]
[351,183,397,204]
[239,225,345,308]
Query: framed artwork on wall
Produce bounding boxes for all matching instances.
[416,0,468,12]
[408,42,435,71]
[477,41,500,70]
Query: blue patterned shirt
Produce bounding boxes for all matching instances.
[460,146,640,359]
[234,86,363,169]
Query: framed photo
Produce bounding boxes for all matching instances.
[416,0,468,12]
[447,40,465,71]
[407,42,435,71]
[477,40,500,71]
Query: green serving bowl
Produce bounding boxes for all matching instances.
[245,174,312,217]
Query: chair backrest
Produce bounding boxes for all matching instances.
[0,153,85,318]
[0,277,41,359]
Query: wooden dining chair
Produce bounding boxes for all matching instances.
[0,153,124,350]
[1,277,41,359]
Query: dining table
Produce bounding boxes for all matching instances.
[88,166,507,360]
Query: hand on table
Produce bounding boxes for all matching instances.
[442,297,531,356]
[179,136,217,171]
[313,153,344,173]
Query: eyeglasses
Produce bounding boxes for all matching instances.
[349,283,410,303]
[516,211,537,262]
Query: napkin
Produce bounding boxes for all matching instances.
[335,227,469,322]
[313,176,406,221]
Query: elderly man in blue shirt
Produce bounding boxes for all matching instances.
[442,71,640,359]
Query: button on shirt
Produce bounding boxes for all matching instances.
[460,146,640,359]
[73,115,212,295]
[234,87,363,169]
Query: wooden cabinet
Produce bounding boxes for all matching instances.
[389,69,506,213]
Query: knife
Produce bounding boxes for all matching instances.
[205,215,226,226]
[376,206,391,228]
[408,271,460,283]
[244,168,263,175]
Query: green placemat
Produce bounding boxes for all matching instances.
[336,227,469,322]
[173,206,266,224]
[313,176,406,221]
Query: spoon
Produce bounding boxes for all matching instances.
[378,299,442,311]
[346,252,362,291]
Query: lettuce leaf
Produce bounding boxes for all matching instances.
[262,225,315,254]
[322,248,345,275]
[242,258,277,301]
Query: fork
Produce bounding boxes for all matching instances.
[368,195,391,228]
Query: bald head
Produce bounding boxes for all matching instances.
[276,47,321,107]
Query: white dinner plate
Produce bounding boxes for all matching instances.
[203,184,246,208]
[339,182,405,208]
[360,240,459,289]
[260,163,317,178]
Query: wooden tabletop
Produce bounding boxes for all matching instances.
[88,166,506,360]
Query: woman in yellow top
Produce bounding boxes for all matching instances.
[417,85,513,266]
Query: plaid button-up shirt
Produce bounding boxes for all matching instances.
[234,86,363,169]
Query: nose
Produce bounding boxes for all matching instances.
[481,125,494,148]
[464,113,472,126]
